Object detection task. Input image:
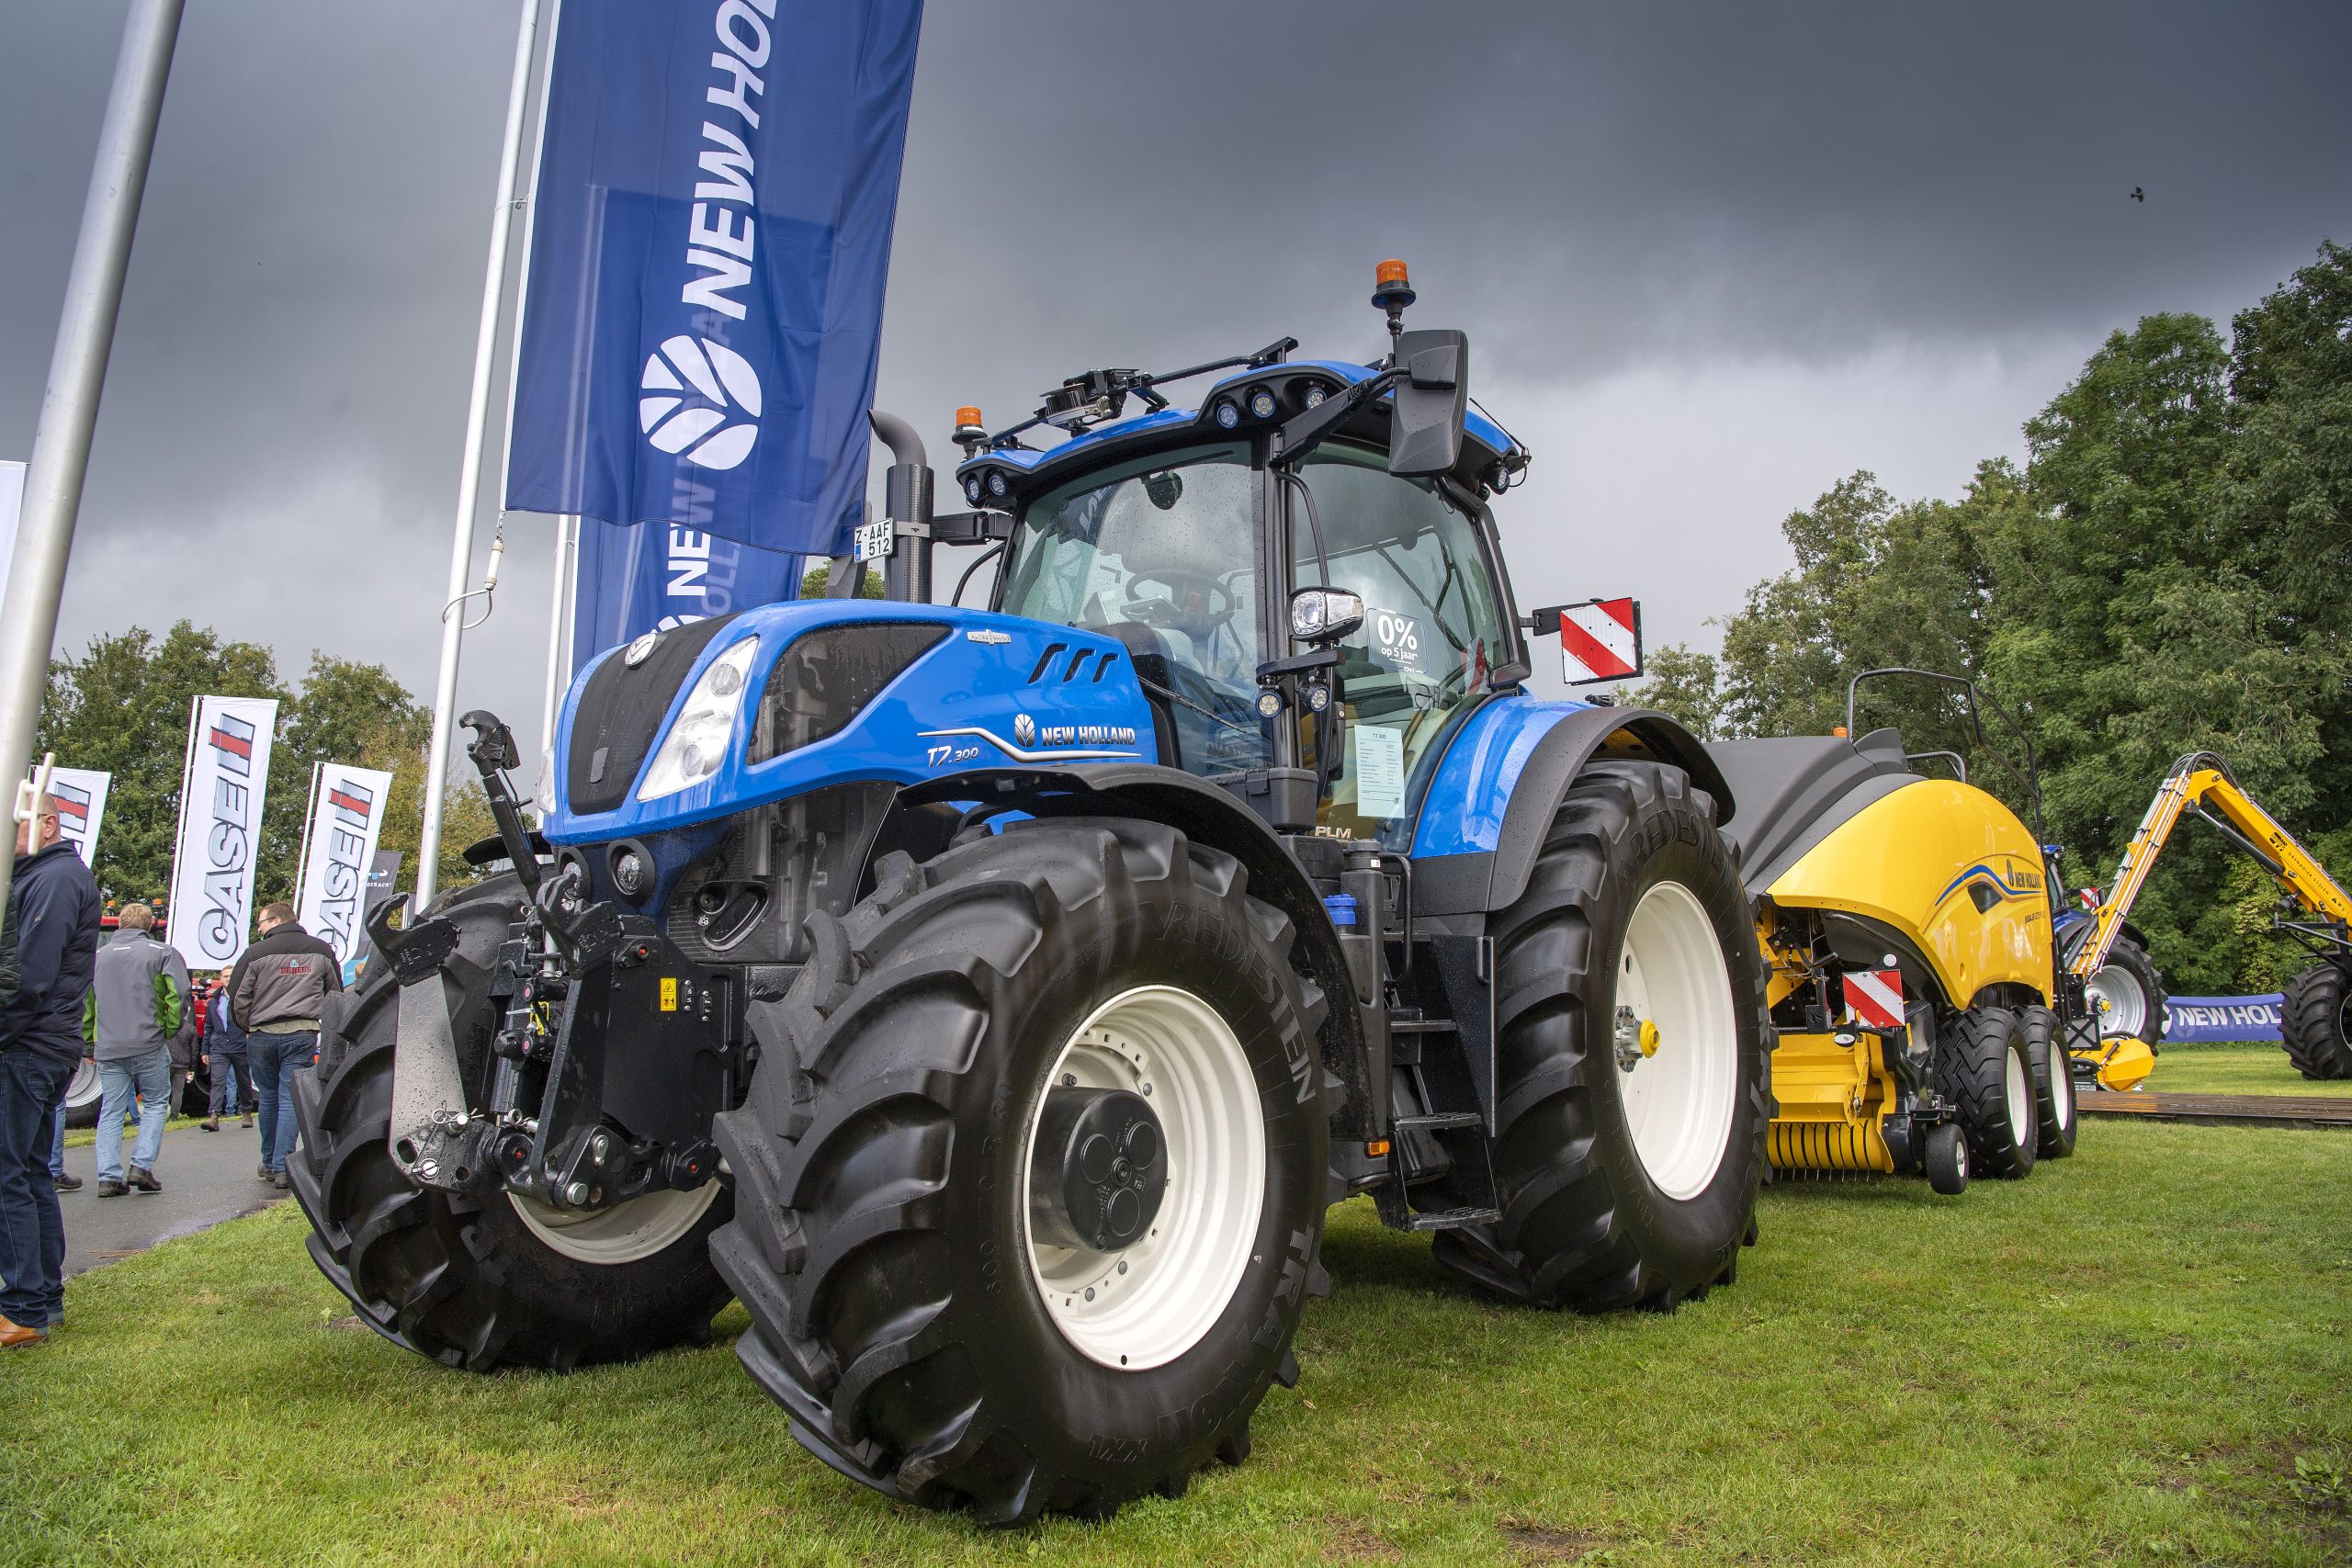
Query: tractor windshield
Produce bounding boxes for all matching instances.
[999,444,1271,773]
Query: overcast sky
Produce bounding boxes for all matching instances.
[4,1,2347,778]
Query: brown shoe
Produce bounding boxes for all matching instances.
[0,1314,46,1349]
[127,1167,162,1193]
[241,1113,254,1128]
[199,1119,220,1132]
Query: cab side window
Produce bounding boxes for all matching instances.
[1295,452,1508,843]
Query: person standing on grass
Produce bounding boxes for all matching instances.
[200,969,252,1131]
[229,903,340,1190]
[83,902,192,1198]
[0,795,102,1348]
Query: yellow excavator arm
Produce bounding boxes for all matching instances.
[2069,751,2352,980]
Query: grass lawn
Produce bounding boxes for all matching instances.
[4,1117,2347,1567]
[2143,1040,2352,1099]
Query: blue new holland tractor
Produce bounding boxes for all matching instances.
[290,265,1771,1522]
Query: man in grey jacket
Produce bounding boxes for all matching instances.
[82,902,192,1197]
[228,903,341,1187]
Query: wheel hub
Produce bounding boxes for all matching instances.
[1030,1087,1168,1252]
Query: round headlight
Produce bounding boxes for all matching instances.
[986,469,1009,498]
[1303,382,1328,409]
[1212,399,1240,430]
[964,475,984,504]
[1248,386,1279,420]
[707,660,742,697]
[1306,682,1331,713]
[612,849,646,898]
[1255,690,1283,719]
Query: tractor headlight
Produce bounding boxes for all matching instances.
[964,474,984,504]
[1211,398,1240,430]
[637,637,760,801]
[1248,386,1279,420]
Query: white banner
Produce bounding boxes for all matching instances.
[167,694,279,970]
[295,761,395,966]
[41,767,111,864]
[0,461,23,610]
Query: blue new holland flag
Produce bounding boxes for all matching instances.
[506,0,923,558]
[571,518,806,676]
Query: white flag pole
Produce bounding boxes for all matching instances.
[537,513,578,816]
[0,0,184,924]
[163,694,200,927]
[293,760,323,900]
[416,0,548,908]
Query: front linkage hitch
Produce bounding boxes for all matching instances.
[368,710,741,1216]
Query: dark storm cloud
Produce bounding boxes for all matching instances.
[3,1,2347,747]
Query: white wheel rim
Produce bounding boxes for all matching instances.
[2005,1044,2032,1145]
[2051,1045,2075,1132]
[507,1182,718,1266]
[1614,881,1738,1201]
[1022,985,1264,1371]
[2086,964,2146,1037]
[66,1059,101,1110]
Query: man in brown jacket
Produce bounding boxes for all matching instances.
[225,904,341,1188]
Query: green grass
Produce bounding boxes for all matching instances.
[5,1118,2348,1567]
[60,1112,203,1151]
[2143,1041,2352,1098]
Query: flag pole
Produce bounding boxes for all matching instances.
[537,513,577,816]
[293,760,323,907]
[0,0,184,925]
[416,0,547,908]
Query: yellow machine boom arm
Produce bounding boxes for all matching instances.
[2069,751,2352,978]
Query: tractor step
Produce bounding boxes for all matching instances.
[1390,1018,1460,1036]
[1401,1206,1501,1232]
[1392,1111,1484,1133]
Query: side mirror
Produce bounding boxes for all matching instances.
[1290,586,1364,644]
[1387,328,1468,479]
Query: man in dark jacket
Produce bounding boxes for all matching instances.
[0,796,102,1348]
[228,903,341,1187]
[200,969,252,1131]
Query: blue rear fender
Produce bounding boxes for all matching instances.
[543,599,1162,848]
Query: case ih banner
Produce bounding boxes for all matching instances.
[39,766,110,864]
[294,762,396,966]
[503,0,923,560]
[166,695,279,971]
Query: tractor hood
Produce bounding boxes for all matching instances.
[544,599,1161,843]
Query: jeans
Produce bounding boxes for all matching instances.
[249,1031,316,1175]
[49,1104,64,1180]
[0,1050,71,1328]
[96,1046,175,1181]
[207,1051,252,1117]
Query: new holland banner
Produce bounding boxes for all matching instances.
[166,695,279,970]
[42,766,111,864]
[294,762,396,966]
[504,0,924,559]
[571,516,806,675]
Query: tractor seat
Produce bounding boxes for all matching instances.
[1706,728,1917,890]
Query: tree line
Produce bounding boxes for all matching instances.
[1634,242,2351,996]
[32,624,495,912]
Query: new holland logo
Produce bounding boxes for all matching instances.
[1013,713,1036,746]
[639,334,763,471]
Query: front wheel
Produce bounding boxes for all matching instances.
[710,818,1329,1523]
[1431,761,1770,1312]
[2280,962,2352,1080]
[1939,1006,2037,1179]
[2021,1005,2077,1159]
[288,874,733,1370]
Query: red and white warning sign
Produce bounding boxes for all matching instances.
[1552,596,1643,685]
[1843,967,1905,1031]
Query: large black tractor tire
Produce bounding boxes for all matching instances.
[288,874,734,1371]
[709,818,1329,1524]
[61,1055,101,1129]
[1429,761,1770,1312]
[2280,962,2352,1080]
[1937,1006,2037,1179]
[2021,1004,2077,1159]
[2086,936,2166,1054]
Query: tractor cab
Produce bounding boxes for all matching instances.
[952,264,1533,848]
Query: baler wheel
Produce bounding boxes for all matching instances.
[709,818,1329,1524]
[288,874,733,1371]
[2280,962,2352,1080]
[1429,761,1770,1312]
[1937,1006,2037,1179]
[2020,1004,2077,1159]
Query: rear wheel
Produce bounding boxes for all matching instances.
[709,818,1329,1523]
[288,874,732,1370]
[1938,1006,2037,1179]
[2280,962,2352,1080]
[2085,937,2165,1053]
[1430,761,1770,1311]
[2021,1005,2077,1159]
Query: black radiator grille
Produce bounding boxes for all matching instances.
[565,614,741,815]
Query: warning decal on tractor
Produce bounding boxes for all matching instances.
[1844,968,1905,1031]
[1532,597,1645,685]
